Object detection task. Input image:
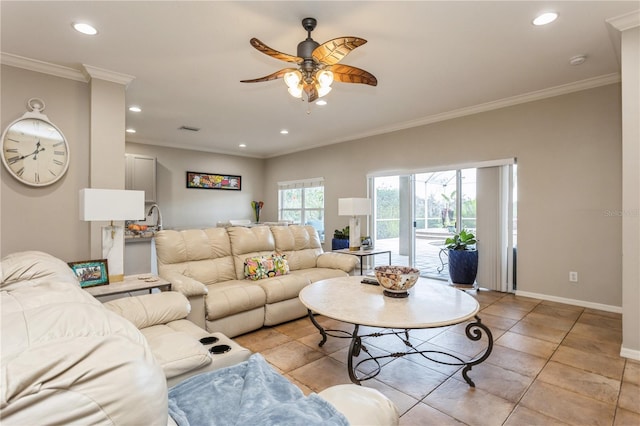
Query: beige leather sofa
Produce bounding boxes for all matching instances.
[155,225,358,337]
[1,251,398,425]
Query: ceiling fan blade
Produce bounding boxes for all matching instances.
[328,64,378,86]
[240,68,298,83]
[312,37,367,65]
[303,83,318,102]
[249,38,302,64]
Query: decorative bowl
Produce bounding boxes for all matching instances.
[374,266,420,298]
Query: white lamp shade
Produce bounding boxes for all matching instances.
[79,188,145,221]
[338,198,371,216]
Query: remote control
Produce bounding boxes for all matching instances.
[361,278,380,286]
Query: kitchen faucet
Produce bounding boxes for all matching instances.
[146,204,163,231]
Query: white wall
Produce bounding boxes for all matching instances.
[125,143,265,229]
[264,84,623,309]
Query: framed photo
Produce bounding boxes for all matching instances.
[186,171,241,190]
[68,259,109,288]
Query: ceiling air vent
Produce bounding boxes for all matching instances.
[179,125,200,132]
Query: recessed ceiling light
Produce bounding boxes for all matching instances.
[128,106,142,112]
[239,143,247,148]
[533,12,558,26]
[569,55,587,66]
[280,130,289,135]
[73,22,98,35]
[315,100,327,106]
[125,128,136,134]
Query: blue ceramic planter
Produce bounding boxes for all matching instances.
[448,249,478,285]
[331,238,349,250]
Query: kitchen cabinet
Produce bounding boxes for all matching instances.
[125,153,156,203]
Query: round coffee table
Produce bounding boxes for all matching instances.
[299,276,493,387]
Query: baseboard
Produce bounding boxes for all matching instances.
[514,290,622,313]
[620,346,640,361]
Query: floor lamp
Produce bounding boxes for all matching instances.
[338,198,371,251]
[79,188,145,282]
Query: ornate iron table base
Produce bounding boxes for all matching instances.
[307,310,493,387]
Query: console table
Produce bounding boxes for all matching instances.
[332,248,392,275]
[84,274,171,298]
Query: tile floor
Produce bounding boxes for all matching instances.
[234,281,640,425]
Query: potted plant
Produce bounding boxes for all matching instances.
[332,227,350,250]
[444,229,478,286]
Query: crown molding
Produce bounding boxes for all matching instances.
[0,52,87,82]
[82,65,135,87]
[606,10,640,31]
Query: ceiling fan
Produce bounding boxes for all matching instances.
[240,17,377,103]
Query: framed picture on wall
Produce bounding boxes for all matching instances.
[68,259,109,288]
[186,171,241,190]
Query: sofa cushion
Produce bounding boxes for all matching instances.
[271,225,323,271]
[255,273,310,304]
[290,267,348,284]
[140,325,211,379]
[228,226,277,279]
[204,280,267,320]
[244,253,290,280]
[104,292,190,329]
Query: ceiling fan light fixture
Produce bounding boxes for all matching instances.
[288,85,303,98]
[317,85,332,98]
[316,70,334,88]
[284,71,302,89]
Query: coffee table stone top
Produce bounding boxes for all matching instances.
[299,276,479,329]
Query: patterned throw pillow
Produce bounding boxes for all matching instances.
[244,253,290,280]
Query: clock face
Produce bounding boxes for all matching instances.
[1,117,70,186]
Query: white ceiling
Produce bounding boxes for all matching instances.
[1,1,637,158]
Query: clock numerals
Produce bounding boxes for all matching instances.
[34,172,39,183]
[49,169,57,177]
[52,141,64,147]
[54,150,66,156]
[16,167,24,177]
[5,148,18,153]
[53,159,64,166]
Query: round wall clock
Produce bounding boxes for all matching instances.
[1,98,70,187]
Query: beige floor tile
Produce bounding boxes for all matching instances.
[297,331,351,355]
[551,345,626,380]
[472,289,506,304]
[329,341,394,376]
[615,407,640,425]
[364,330,428,354]
[623,360,640,384]
[481,304,530,321]
[508,320,569,344]
[283,373,314,395]
[273,316,320,339]
[471,312,519,332]
[492,294,541,311]
[363,379,420,416]
[233,327,291,352]
[561,333,622,359]
[495,331,558,359]
[537,361,621,405]
[578,312,622,328]
[405,341,465,376]
[428,329,490,358]
[486,344,548,377]
[423,378,516,426]
[618,381,640,414]
[504,405,571,426]
[570,321,623,344]
[584,308,623,321]
[406,326,449,342]
[288,356,353,392]
[519,311,577,332]
[450,362,534,402]
[372,357,450,400]
[539,299,585,312]
[520,381,616,425]
[399,401,466,425]
[261,340,325,373]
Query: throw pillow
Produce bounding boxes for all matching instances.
[244,253,289,280]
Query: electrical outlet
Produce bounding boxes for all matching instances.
[569,271,578,282]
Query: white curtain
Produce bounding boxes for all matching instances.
[476,164,515,292]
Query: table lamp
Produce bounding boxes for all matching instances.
[79,188,145,282]
[338,198,371,251]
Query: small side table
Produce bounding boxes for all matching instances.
[84,274,171,299]
[332,248,392,275]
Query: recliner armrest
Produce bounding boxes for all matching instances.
[317,252,359,273]
[163,272,209,297]
[104,292,190,329]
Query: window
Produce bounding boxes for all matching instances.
[278,178,324,241]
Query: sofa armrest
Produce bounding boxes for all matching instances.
[317,252,359,273]
[163,272,208,297]
[104,292,190,329]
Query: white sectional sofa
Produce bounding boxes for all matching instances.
[154,225,358,337]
